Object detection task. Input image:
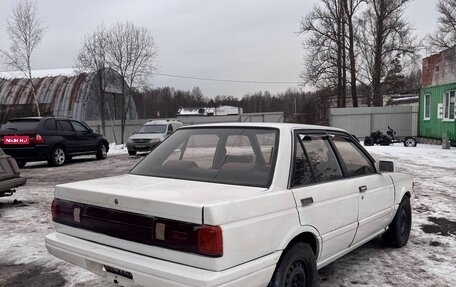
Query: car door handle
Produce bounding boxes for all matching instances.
[359,185,367,193]
[300,197,314,206]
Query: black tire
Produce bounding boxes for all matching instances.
[48,146,66,167]
[268,243,318,287]
[16,161,26,168]
[383,196,412,248]
[128,150,137,156]
[403,137,417,147]
[96,143,108,160]
[364,137,374,146]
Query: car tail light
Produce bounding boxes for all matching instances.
[31,134,45,144]
[198,225,223,256]
[51,198,223,257]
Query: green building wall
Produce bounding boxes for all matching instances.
[419,83,456,141]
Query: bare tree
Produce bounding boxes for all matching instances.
[427,0,456,53]
[342,0,364,107]
[106,21,158,143]
[76,26,109,135]
[299,0,347,107]
[357,0,417,106]
[0,0,45,116]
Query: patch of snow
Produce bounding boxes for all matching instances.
[108,143,127,155]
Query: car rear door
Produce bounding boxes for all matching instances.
[330,135,395,245]
[56,119,79,154]
[71,120,98,153]
[290,131,358,261]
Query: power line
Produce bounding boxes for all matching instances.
[152,72,300,85]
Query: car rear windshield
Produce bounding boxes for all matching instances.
[137,125,167,134]
[130,127,279,187]
[1,119,40,131]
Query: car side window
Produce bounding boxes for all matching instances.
[71,121,89,132]
[292,134,343,187]
[332,136,376,177]
[57,120,74,132]
[44,119,56,131]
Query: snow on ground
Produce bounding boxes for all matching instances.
[108,143,128,156]
[0,144,455,286]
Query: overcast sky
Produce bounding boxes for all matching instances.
[0,0,438,98]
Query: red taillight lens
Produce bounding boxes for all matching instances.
[35,134,45,144]
[198,225,223,256]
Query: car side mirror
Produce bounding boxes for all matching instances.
[377,161,394,172]
[88,128,93,133]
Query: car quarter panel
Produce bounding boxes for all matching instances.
[388,173,414,204]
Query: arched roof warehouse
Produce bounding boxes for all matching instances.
[0,68,138,122]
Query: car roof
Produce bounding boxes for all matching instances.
[10,116,74,121]
[180,122,347,133]
[144,120,182,125]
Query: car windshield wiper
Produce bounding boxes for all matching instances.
[6,128,17,131]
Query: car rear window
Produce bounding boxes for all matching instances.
[1,119,40,131]
[130,127,279,187]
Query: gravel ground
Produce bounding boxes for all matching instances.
[0,145,455,287]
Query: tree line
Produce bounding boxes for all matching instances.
[133,86,331,125]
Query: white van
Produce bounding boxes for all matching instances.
[126,120,183,155]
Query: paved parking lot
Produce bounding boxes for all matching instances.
[0,146,455,287]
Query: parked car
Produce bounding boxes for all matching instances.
[126,120,183,155]
[46,123,413,287]
[0,117,109,167]
[0,147,26,197]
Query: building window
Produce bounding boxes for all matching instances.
[443,91,455,120]
[424,94,431,120]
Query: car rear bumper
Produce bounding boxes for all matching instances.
[126,142,160,152]
[0,176,26,194]
[2,145,51,161]
[45,232,278,287]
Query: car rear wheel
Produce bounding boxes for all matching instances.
[48,146,66,167]
[128,150,137,156]
[96,143,108,160]
[268,243,318,287]
[383,196,412,248]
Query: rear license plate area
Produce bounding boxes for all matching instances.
[103,265,133,280]
[4,136,29,145]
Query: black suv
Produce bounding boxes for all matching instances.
[0,117,109,167]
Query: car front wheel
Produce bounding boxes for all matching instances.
[383,196,412,248]
[128,150,137,156]
[269,242,318,287]
[48,146,66,167]
[96,143,108,160]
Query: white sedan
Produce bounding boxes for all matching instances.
[45,123,413,287]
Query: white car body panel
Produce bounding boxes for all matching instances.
[46,123,413,287]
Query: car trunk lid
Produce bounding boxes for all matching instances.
[54,174,266,224]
